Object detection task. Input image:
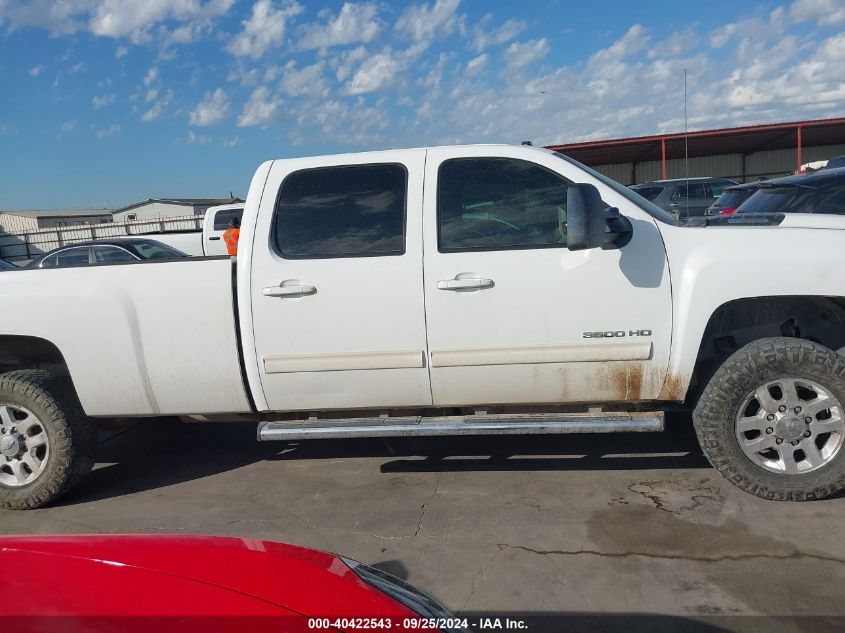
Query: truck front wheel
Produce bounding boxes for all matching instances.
[0,370,97,510]
[694,337,845,501]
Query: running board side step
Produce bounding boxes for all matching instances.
[257,412,664,441]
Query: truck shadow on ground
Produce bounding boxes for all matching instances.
[63,413,710,505]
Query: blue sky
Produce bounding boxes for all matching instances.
[1,0,843,208]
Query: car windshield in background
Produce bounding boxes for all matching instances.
[630,186,663,201]
[737,186,813,214]
[126,241,187,259]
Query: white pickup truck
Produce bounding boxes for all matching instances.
[144,203,244,256]
[2,144,845,509]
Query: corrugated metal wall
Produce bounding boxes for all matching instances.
[0,213,39,234]
[113,202,200,222]
[594,142,845,185]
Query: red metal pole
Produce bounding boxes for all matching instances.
[797,125,803,171]
[661,137,667,179]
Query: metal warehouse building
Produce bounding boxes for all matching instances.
[547,117,845,185]
[113,197,243,223]
[0,209,113,233]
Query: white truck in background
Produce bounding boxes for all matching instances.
[2,144,845,509]
[145,203,244,256]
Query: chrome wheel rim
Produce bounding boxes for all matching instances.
[735,377,845,475]
[0,404,50,487]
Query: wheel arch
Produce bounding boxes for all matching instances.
[684,295,845,403]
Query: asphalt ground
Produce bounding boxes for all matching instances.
[2,413,844,633]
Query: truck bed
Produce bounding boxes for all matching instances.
[0,257,251,416]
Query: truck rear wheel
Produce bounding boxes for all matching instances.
[693,337,845,501]
[0,370,97,510]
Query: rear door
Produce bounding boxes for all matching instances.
[422,146,672,407]
[249,151,432,412]
[204,206,244,255]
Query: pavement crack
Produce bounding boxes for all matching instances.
[414,480,440,537]
[496,543,845,565]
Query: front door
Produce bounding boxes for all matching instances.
[250,151,432,412]
[422,146,673,407]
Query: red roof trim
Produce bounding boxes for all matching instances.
[545,117,845,151]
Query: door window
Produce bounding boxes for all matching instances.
[671,183,709,200]
[273,164,407,259]
[213,209,244,230]
[55,247,91,267]
[93,246,137,263]
[437,158,571,252]
[816,186,845,214]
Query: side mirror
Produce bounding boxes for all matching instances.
[566,183,633,251]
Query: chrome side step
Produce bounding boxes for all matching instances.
[257,412,664,441]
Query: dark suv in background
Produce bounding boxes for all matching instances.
[737,167,845,215]
[630,177,738,222]
[705,182,761,216]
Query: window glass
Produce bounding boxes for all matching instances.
[213,208,244,230]
[631,186,663,201]
[94,246,137,263]
[816,186,845,214]
[55,247,90,267]
[438,158,571,252]
[274,164,406,259]
[126,241,187,259]
[671,183,709,200]
[708,182,733,197]
[737,186,816,214]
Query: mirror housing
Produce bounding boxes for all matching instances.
[566,183,633,251]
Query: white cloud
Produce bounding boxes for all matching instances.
[395,0,462,44]
[92,94,116,109]
[344,51,400,95]
[280,61,329,97]
[28,64,45,76]
[189,87,230,126]
[466,53,487,75]
[223,136,241,147]
[115,45,128,58]
[472,16,524,51]
[504,38,549,69]
[237,85,281,127]
[89,0,235,42]
[187,130,212,144]
[0,0,235,43]
[227,0,303,59]
[58,120,76,136]
[141,89,173,122]
[69,61,85,74]
[143,66,158,86]
[297,2,379,50]
[96,124,121,138]
[334,45,368,81]
[791,0,845,26]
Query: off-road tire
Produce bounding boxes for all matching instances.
[0,370,97,510]
[693,337,845,501]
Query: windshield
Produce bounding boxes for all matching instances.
[737,186,814,214]
[554,152,676,224]
[126,241,188,259]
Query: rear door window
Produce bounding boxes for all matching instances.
[672,183,709,200]
[55,247,91,267]
[273,163,407,259]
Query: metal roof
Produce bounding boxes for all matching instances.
[546,117,845,166]
[115,197,244,213]
[0,209,113,218]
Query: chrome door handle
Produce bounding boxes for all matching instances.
[263,284,317,298]
[437,277,494,291]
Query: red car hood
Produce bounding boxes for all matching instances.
[0,535,415,619]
